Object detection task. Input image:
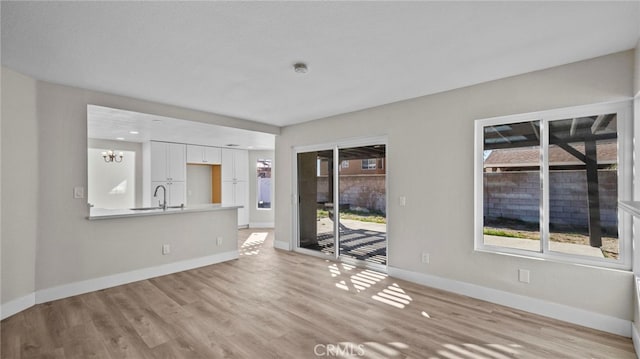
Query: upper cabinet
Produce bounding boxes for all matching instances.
[150,141,186,182]
[186,145,221,164]
[221,148,248,182]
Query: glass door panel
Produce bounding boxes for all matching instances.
[297,150,335,256]
[337,145,387,265]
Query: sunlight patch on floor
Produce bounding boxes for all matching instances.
[240,232,268,256]
[328,264,386,293]
[328,263,341,277]
[335,280,349,291]
[372,283,412,309]
[350,269,386,293]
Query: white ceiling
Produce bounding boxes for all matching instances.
[88,105,275,150]
[2,2,639,127]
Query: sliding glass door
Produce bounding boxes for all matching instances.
[296,142,387,267]
[337,145,387,265]
[297,149,336,257]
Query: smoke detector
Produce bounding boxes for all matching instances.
[293,63,308,74]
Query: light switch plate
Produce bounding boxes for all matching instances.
[73,186,84,199]
[518,269,530,283]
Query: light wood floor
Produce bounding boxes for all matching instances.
[1,228,635,358]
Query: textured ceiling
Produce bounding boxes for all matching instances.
[2,1,639,127]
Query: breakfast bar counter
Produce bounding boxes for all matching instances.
[88,204,242,220]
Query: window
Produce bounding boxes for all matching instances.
[257,159,271,209]
[475,102,631,269]
[362,159,377,170]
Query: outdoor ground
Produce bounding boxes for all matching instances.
[484,222,618,259]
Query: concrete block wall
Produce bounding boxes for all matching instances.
[316,175,386,213]
[484,170,618,232]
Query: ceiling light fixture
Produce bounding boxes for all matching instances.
[116,137,125,140]
[293,62,308,74]
[129,131,139,135]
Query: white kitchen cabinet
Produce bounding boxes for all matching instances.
[150,142,166,182]
[235,182,248,226]
[221,148,248,182]
[221,148,249,227]
[221,149,235,182]
[222,180,248,227]
[187,145,221,164]
[150,181,186,207]
[149,141,186,207]
[151,141,186,182]
[234,149,248,182]
[221,181,235,206]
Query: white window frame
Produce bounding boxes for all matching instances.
[474,101,632,270]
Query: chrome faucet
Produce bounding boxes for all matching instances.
[153,185,167,210]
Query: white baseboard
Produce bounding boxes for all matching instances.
[36,250,239,304]
[249,222,274,228]
[633,323,640,359]
[274,240,291,251]
[1,293,36,320]
[388,266,631,337]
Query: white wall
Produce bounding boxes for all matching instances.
[0,66,279,314]
[33,78,278,291]
[186,164,212,205]
[88,139,142,208]
[276,51,635,327]
[249,150,274,227]
[1,68,38,307]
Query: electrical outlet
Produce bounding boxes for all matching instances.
[421,252,430,264]
[162,244,170,255]
[399,196,407,207]
[216,237,223,246]
[518,269,530,283]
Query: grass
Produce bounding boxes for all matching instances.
[483,225,619,259]
[483,228,528,239]
[316,208,386,224]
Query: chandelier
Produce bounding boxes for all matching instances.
[102,150,123,163]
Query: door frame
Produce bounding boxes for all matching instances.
[292,135,389,271]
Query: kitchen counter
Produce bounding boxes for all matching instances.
[88,204,242,220]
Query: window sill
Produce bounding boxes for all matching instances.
[474,245,631,272]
